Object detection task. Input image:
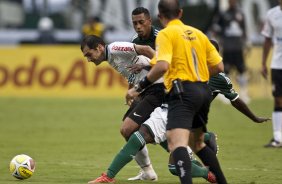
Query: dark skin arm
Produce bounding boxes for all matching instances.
[231,98,271,123]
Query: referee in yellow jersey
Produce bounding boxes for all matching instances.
[127,0,227,183]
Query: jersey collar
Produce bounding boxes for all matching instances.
[167,19,184,26]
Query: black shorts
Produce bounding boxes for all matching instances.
[166,81,212,131]
[271,69,282,97]
[223,50,246,74]
[123,83,165,125]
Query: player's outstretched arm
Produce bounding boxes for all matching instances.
[135,44,155,59]
[231,98,271,123]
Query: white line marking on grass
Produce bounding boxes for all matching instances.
[227,167,269,172]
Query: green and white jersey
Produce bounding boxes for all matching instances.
[208,72,239,101]
[131,26,159,49]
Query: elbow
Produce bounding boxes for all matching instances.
[160,62,169,74]
[209,61,224,76]
[217,61,224,73]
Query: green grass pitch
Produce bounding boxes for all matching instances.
[0,97,281,184]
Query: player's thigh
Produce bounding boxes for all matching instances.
[166,128,190,152]
[189,127,205,152]
[234,50,246,74]
[272,69,282,105]
[127,94,163,125]
[120,117,140,139]
[223,51,234,74]
[142,107,168,144]
[167,82,211,130]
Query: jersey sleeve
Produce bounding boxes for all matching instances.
[261,11,273,38]
[208,73,239,101]
[108,42,138,58]
[155,31,173,64]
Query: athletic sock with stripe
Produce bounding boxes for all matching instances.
[107,131,145,178]
[172,146,192,184]
[196,146,227,184]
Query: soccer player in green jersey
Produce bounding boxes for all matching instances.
[131,7,159,50]
[129,7,218,182]
[87,36,270,184]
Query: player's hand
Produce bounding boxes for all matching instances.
[254,117,271,123]
[261,65,268,79]
[126,88,140,106]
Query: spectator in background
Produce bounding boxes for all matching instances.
[37,17,56,44]
[214,0,250,103]
[261,0,282,148]
[82,16,105,39]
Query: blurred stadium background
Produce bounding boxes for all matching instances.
[0,0,279,98]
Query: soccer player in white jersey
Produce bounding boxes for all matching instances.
[81,35,165,183]
[261,0,282,148]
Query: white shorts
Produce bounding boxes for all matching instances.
[143,106,194,160]
[143,107,168,144]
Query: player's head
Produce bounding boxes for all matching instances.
[131,7,152,39]
[81,35,105,65]
[158,0,182,27]
[209,39,220,52]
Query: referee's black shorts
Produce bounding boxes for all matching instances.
[166,81,212,131]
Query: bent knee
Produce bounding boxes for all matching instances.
[190,140,205,153]
[120,118,140,140]
[120,127,133,140]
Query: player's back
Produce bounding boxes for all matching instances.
[156,20,220,90]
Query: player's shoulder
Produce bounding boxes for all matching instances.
[152,26,160,36]
[131,34,139,42]
[267,6,280,17]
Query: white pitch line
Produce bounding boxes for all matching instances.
[227,167,269,172]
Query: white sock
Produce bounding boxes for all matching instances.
[135,145,151,168]
[272,112,282,142]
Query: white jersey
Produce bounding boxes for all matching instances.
[261,6,282,69]
[106,42,163,85]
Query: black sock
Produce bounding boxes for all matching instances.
[172,147,192,184]
[196,146,227,184]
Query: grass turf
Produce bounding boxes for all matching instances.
[0,97,281,184]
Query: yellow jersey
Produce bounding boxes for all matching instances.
[151,19,222,91]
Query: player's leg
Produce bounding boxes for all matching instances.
[235,50,250,104]
[168,146,217,183]
[204,132,218,154]
[166,91,194,184]
[128,106,168,181]
[222,51,232,75]
[125,95,163,180]
[191,128,227,184]
[88,127,155,184]
[265,69,282,147]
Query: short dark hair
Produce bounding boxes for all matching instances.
[132,7,150,18]
[209,39,220,52]
[80,35,105,51]
[158,0,180,19]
